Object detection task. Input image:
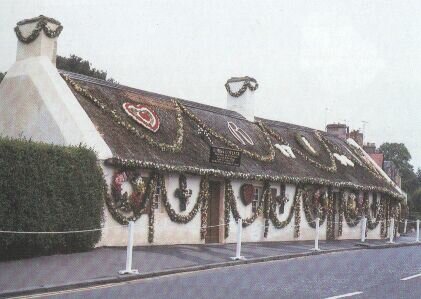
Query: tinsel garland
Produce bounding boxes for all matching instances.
[14,15,63,44]
[63,75,185,153]
[225,77,259,98]
[105,158,404,200]
[259,122,337,173]
[178,102,276,162]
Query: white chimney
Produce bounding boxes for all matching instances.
[225,76,258,122]
[15,15,62,64]
[0,16,112,159]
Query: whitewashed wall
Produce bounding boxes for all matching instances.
[98,167,382,247]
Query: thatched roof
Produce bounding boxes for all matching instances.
[61,70,402,199]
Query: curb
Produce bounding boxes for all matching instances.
[355,241,420,249]
[1,242,418,298]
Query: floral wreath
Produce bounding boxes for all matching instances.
[15,15,63,44]
[111,170,146,217]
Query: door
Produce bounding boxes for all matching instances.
[206,181,221,243]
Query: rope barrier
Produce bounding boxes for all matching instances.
[1,218,417,235]
[0,225,127,234]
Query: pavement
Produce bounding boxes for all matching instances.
[0,233,419,298]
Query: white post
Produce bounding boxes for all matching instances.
[361,217,367,243]
[388,218,395,244]
[231,218,245,260]
[416,220,420,243]
[312,217,320,251]
[119,221,139,275]
[404,219,408,234]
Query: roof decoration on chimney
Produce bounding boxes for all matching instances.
[225,76,259,97]
[14,15,63,44]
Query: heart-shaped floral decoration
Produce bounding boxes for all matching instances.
[122,102,160,133]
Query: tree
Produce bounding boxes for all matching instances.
[0,72,5,84]
[379,143,413,171]
[56,55,117,83]
[379,143,418,194]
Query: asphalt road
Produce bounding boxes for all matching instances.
[20,246,421,299]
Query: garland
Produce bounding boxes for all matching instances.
[269,186,302,230]
[148,173,159,243]
[259,122,337,173]
[225,77,259,97]
[15,15,63,44]
[224,180,302,238]
[323,136,387,182]
[302,187,327,228]
[343,192,362,227]
[106,157,404,200]
[293,188,302,238]
[159,174,202,224]
[178,102,276,162]
[200,177,210,240]
[104,170,157,225]
[63,75,185,153]
[326,189,335,239]
[338,192,344,236]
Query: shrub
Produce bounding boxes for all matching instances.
[0,138,104,260]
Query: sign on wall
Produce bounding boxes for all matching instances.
[209,146,242,167]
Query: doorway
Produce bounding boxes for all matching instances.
[206,181,222,243]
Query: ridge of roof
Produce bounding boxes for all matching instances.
[59,69,246,120]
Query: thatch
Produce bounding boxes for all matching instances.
[60,70,401,198]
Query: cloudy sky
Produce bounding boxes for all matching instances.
[1,0,420,169]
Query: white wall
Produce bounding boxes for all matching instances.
[0,56,112,159]
[98,168,382,247]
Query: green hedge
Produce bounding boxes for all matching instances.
[0,138,105,260]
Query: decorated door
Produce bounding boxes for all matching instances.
[206,181,221,243]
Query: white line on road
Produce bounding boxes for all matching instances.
[324,291,363,299]
[401,273,421,281]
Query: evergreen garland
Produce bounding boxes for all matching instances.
[14,15,63,44]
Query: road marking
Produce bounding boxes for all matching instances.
[401,273,421,281]
[324,291,363,299]
[10,282,124,298]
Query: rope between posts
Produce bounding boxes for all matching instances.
[0,224,127,234]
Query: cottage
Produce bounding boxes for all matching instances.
[0,16,405,246]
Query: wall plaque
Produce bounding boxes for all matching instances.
[209,146,241,167]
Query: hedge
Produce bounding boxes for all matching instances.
[0,138,105,260]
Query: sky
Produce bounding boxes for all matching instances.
[1,0,420,169]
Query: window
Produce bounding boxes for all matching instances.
[252,187,262,213]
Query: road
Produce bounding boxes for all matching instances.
[19,246,421,299]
